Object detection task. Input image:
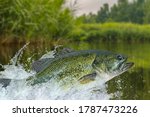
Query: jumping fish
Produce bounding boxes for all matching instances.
[26,48,134,88]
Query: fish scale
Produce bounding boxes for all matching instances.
[26,49,133,89]
[27,52,96,86]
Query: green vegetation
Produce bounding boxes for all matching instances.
[1,0,150,43]
[79,0,146,24]
[143,0,150,23]
[70,22,150,42]
[0,0,74,40]
[71,0,150,42]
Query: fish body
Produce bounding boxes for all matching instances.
[27,50,96,86]
[26,49,134,87]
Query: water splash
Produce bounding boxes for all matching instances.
[0,43,34,80]
[10,43,30,65]
[0,44,113,100]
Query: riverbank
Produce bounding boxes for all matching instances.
[70,22,150,42]
[1,22,150,44]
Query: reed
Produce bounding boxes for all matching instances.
[0,0,74,40]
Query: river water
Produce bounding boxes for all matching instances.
[0,41,150,100]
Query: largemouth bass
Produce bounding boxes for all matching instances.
[26,49,134,87]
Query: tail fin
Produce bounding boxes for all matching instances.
[0,78,11,87]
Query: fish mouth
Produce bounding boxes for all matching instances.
[122,62,134,71]
[119,60,134,72]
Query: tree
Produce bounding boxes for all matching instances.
[129,0,145,24]
[143,0,150,23]
[96,3,109,23]
[77,0,146,24]
[108,0,144,23]
[76,13,96,23]
[110,0,131,22]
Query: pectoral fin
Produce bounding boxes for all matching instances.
[32,58,53,73]
[79,72,97,84]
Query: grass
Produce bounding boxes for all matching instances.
[70,22,150,42]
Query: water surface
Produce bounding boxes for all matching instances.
[0,41,150,99]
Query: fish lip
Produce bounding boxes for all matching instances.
[119,62,134,72]
[118,57,134,71]
[123,62,134,70]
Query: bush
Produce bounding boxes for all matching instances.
[0,0,74,40]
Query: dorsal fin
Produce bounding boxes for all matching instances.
[54,47,74,57]
[32,47,75,73]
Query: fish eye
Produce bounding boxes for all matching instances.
[116,54,124,60]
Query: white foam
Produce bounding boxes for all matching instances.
[0,64,35,80]
[0,73,112,100]
[0,45,114,100]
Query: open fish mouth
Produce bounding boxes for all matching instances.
[123,62,134,71]
[117,55,134,72]
[119,61,134,72]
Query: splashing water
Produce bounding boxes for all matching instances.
[0,44,113,100]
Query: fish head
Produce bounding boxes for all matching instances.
[93,52,134,81]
